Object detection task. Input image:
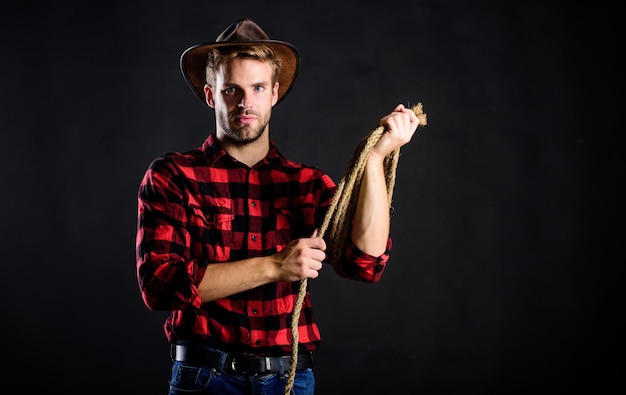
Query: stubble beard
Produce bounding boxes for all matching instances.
[217,109,270,145]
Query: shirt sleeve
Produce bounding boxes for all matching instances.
[317,172,393,283]
[332,236,392,283]
[135,157,203,311]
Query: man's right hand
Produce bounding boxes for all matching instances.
[272,229,326,281]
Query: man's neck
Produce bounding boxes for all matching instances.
[218,133,270,168]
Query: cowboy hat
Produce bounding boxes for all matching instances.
[180,18,300,107]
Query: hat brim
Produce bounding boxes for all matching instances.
[180,40,300,108]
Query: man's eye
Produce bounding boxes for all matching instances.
[224,87,236,94]
[254,85,264,92]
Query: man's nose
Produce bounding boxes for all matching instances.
[238,93,251,109]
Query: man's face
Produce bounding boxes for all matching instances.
[208,57,279,145]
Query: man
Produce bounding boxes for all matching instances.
[136,18,419,395]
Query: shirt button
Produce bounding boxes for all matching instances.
[251,201,256,207]
[251,235,257,241]
[255,340,261,346]
[251,309,257,315]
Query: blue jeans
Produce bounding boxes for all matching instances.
[168,349,315,395]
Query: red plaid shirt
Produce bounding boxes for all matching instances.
[136,134,391,356]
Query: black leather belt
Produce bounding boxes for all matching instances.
[171,343,314,374]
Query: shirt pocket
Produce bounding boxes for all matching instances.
[189,204,234,261]
[272,203,317,247]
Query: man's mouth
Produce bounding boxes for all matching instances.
[236,114,257,125]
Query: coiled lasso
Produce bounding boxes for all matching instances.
[284,103,428,394]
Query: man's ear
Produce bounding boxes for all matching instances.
[271,82,279,106]
[204,84,215,108]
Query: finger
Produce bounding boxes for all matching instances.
[406,109,419,125]
[391,110,416,131]
[310,235,326,251]
[298,230,325,251]
[309,249,326,265]
[311,228,326,250]
[307,258,324,276]
[306,268,321,279]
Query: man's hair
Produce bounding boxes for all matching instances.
[205,44,282,87]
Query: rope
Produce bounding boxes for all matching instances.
[283,103,427,394]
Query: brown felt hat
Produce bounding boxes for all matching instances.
[180,18,300,107]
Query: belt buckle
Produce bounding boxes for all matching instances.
[229,355,273,374]
[230,357,238,372]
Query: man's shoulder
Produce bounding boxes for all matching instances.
[277,157,336,188]
[280,157,326,174]
[147,146,205,171]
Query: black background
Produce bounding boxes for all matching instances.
[1,1,623,394]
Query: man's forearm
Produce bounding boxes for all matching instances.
[197,256,275,303]
[350,152,391,256]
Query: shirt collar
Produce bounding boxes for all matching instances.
[201,133,285,167]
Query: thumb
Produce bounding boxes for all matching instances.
[394,103,405,112]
